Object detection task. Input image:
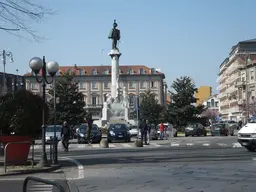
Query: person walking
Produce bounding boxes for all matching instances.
[61,121,70,152]
[146,120,150,145]
[86,113,93,145]
[159,122,164,140]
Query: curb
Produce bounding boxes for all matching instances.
[0,164,61,177]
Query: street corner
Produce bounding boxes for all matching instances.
[0,163,61,177]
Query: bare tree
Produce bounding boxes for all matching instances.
[0,0,56,41]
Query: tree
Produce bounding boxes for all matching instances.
[0,0,55,41]
[165,76,205,126]
[139,89,163,124]
[49,72,86,126]
[202,109,219,122]
[0,90,47,136]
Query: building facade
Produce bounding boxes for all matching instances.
[218,39,256,121]
[0,72,25,94]
[196,86,212,106]
[202,94,220,112]
[24,65,167,119]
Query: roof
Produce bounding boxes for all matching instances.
[24,65,164,77]
[239,38,256,43]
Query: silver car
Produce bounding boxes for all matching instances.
[45,125,62,144]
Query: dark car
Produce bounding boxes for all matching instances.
[211,123,234,136]
[227,120,239,130]
[77,124,102,144]
[185,123,207,137]
[107,123,131,143]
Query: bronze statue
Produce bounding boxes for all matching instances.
[108,20,121,50]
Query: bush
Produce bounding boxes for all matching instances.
[0,90,48,136]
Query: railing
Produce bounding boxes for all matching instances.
[4,141,34,173]
[23,176,65,192]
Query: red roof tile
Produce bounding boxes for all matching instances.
[24,65,163,76]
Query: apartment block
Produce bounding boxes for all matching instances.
[218,39,256,121]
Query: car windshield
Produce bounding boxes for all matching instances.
[187,124,198,128]
[79,124,99,132]
[214,124,225,128]
[109,124,127,131]
[130,126,137,129]
[227,121,236,124]
[46,126,62,132]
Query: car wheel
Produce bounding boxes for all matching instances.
[185,134,188,137]
[245,146,255,152]
[108,139,112,143]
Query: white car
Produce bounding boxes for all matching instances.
[237,122,256,152]
[129,125,139,137]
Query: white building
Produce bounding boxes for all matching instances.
[218,39,256,121]
[202,95,220,112]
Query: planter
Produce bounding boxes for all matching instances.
[0,136,33,164]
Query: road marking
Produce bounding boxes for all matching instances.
[232,142,242,148]
[122,143,133,148]
[77,144,86,148]
[186,143,194,146]
[202,143,210,146]
[61,157,84,180]
[28,183,53,191]
[92,144,100,148]
[150,143,161,147]
[217,143,227,147]
[109,144,116,148]
[170,143,180,147]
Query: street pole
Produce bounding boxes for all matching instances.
[29,56,59,167]
[245,53,251,123]
[135,95,140,139]
[53,78,58,164]
[0,50,13,94]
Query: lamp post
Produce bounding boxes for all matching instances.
[29,56,59,167]
[0,50,13,94]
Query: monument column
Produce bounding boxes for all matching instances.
[109,49,122,99]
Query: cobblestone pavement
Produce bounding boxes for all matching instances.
[62,147,256,192]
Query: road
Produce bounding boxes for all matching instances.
[0,135,253,192]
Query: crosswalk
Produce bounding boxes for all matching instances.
[31,142,162,150]
[27,182,53,192]
[169,142,243,148]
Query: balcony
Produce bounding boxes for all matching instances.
[235,81,246,88]
[86,104,103,108]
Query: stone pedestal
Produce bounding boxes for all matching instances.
[124,107,129,121]
[109,49,122,100]
[102,106,109,121]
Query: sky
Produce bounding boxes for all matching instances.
[1,0,256,93]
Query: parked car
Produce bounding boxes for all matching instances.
[227,120,239,130]
[129,125,139,137]
[156,124,178,138]
[45,125,62,144]
[185,123,207,137]
[77,124,102,144]
[237,121,256,151]
[138,124,158,140]
[107,123,131,143]
[211,123,234,136]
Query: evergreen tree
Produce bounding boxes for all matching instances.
[49,72,86,126]
[166,76,205,126]
[139,89,163,124]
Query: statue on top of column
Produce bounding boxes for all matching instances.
[108,19,121,50]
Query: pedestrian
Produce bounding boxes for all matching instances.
[61,121,70,152]
[139,119,144,142]
[146,120,150,144]
[143,120,149,145]
[159,122,164,140]
[86,113,93,145]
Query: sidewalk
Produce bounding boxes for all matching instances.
[0,155,61,176]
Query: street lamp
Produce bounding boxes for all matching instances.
[29,56,59,167]
[0,50,14,94]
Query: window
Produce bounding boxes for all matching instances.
[92,82,97,89]
[104,94,108,102]
[129,81,135,89]
[80,69,85,75]
[79,82,86,89]
[92,96,97,105]
[140,81,146,89]
[215,101,219,107]
[92,69,97,75]
[104,81,109,89]
[67,69,72,75]
[129,94,135,105]
[128,69,134,74]
[104,69,109,75]
[207,102,210,107]
[251,71,254,80]
[150,68,156,74]
[211,99,214,107]
[31,83,38,90]
[151,81,156,88]
[139,68,145,74]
